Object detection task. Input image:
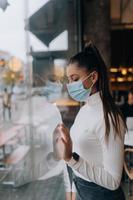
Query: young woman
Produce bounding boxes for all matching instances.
[58,42,127,200]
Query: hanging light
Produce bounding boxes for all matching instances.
[110,67,119,73]
[128,67,133,73]
[121,68,127,75]
[8,57,22,72]
[127,76,133,82]
[117,77,125,82]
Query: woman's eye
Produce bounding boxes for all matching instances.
[73,78,79,82]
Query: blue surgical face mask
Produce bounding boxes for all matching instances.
[66,74,93,102]
[44,80,63,101]
[46,80,63,93]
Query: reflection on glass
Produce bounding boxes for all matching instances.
[0,0,80,199]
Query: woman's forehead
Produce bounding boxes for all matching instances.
[66,63,87,76]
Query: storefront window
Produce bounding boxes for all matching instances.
[0,0,80,199]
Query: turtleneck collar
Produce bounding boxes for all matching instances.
[86,91,102,105]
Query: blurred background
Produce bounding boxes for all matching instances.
[0,0,133,200]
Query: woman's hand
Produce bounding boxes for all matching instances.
[72,192,76,200]
[53,123,72,161]
[53,124,64,160]
[65,192,71,200]
[59,123,73,162]
[66,192,76,200]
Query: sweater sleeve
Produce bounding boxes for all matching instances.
[46,152,72,192]
[63,164,72,192]
[67,118,125,190]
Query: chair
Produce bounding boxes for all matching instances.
[124,148,133,196]
[126,117,133,131]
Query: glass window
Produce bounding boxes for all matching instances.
[0,0,80,199]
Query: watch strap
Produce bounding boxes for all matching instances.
[67,152,80,166]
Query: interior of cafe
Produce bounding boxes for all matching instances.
[0,0,133,200]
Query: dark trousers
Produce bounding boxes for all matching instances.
[73,176,125,200]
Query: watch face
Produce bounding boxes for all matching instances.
[72,152,79,161]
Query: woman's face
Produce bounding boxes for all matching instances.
[66,63,98,90]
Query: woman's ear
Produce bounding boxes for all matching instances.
[83,71,98,89]
[91,71,98,84]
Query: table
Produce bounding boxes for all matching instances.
[0,125,23,158]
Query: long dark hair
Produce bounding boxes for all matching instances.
[69,42,127,140]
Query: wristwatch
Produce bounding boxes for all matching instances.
[67,152,80,166]
[72,152,80,161]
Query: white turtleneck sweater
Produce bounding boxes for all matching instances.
[67,92,125,190]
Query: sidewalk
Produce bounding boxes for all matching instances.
[0,174,65,200]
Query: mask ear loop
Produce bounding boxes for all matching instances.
[82,72,94,89]
[82,72,93,82]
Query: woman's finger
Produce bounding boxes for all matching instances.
[61,130,71,143]
[61,137,67,145]
[60,125,70,137]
